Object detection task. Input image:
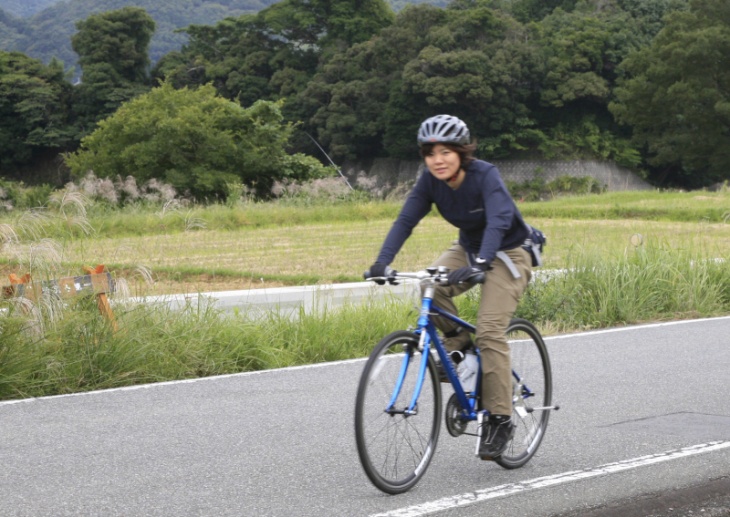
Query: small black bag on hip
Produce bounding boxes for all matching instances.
[522,225,546,267]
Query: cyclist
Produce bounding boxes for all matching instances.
[367,114,532,460]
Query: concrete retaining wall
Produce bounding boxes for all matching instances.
[342,158,652,193]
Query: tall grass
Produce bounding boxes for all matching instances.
[517,242,730,331]
[0,295,416,400]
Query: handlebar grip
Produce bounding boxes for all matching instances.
[471,271,486,284]
[364,267,399,285]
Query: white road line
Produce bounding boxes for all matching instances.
[370,441,730,517]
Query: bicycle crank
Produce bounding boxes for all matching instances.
[445,393,470,437]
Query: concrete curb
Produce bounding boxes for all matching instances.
[128,279,422,316]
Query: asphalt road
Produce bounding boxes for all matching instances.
[1,316,729,516]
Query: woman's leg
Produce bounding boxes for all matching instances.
[476,247,532,415]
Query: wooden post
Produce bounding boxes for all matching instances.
[83,265,117,331]
[3,273,32,314]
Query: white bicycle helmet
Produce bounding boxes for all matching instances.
[417,114,470,146]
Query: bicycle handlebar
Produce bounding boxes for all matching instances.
[363,268,485,286]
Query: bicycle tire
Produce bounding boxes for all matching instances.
[496,318,553,469]
[354,330,442,494]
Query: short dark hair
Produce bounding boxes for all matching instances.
[419,142,477,167]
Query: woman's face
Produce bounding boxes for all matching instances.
[424,144,461,181]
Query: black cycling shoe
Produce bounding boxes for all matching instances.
[479,415,515,460]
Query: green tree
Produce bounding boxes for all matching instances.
[71,7,156,135]
[73,7,154,83]
[616,0,690,44]
[0,51,73,172]
[64,82,329,200]
[155,0,394,108]
[300,1,543,160]
[509,0,578,22]
[155,14,308,107]
[291,4,444,160]
[511,4,649,165]
[610,0,730,186]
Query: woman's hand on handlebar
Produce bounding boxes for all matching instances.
[446,264,490,285]
[364,263,398,285]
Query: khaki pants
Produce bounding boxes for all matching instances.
[426,243,532,416]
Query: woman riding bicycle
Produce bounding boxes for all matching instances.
[367,114,533,460]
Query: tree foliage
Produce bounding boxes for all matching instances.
[610,0,730,185]
[65,82,331,200]
[71,7,156,136]
[0,51,72,171]
[294,1,543,160]
[73,7,155,83]
[156,0,394,110]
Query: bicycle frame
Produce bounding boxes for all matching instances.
[385,275,537,422]
[386,278,480,421]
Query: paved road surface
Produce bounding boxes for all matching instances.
[1,317,729,516]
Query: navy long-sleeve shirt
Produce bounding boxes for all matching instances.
[376,159,529,266]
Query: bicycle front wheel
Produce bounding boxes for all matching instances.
[354,331,442,494]
[496,318,553,469]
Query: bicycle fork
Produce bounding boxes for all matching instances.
[384,333,431,416]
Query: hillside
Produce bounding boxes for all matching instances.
[0,0,279,77]
[0,0,61,18]
[0,9,25,49]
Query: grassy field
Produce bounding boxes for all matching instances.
[2,189,726,295]
[46,215,728,296]
[0,188,728,400]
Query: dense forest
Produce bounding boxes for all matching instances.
[1,0,729,198]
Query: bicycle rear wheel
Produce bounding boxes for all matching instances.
[354,331,442,494]
[496,318,553,469]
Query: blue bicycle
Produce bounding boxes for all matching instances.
[354,267,557,494]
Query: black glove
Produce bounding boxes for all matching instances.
[447,262,490,286]
[366,263,396,285]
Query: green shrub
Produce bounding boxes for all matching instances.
[0,179,54,210]
[507,174,606,201]
[65,82,330,201]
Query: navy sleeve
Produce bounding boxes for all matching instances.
[375,175,433,265]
